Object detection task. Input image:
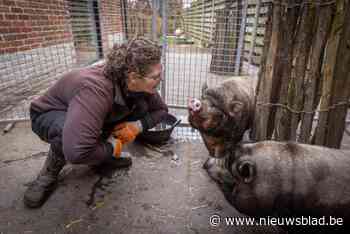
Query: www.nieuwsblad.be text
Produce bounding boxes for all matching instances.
[209,214,343,227]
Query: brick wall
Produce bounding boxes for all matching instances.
[0,0,73,54]
[0,0,125,121]
[99,0,124,56]
[0,0,76,121]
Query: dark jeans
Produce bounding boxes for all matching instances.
[30,109,66,162]
[30,109,113,165]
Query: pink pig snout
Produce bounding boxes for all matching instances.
[188,98,202,113]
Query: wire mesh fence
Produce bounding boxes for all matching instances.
[0,0,267,139]
[122,0,267,126]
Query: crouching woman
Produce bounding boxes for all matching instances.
[24,38,168,208]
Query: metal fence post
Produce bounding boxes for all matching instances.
[152,0,158,41]
[161,0,167,101]
[235,0,248,76]
[121,0,128,41]
[210,0,215,43]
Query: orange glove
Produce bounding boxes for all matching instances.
[107,135,123,158]
[112,121,142,144]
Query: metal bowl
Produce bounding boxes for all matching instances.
[137,113,181,144]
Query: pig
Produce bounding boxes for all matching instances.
[188,77,255,158]
[224,140,350,230]
[188,77,255,187]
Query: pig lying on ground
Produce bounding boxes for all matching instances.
[188,77,255,186]
[188,77,255,158]
[221,141,350,232]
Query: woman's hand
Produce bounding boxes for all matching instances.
[112,121,143,144]
[107,135,123,158]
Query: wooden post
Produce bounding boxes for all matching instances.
[314,0,346,146]
[299,5,333,143]
[252,1,283,141]
[289,2,316,141]
[325,1,350,148]
[274,0,300,141]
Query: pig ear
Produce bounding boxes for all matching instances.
[228,101,244,120]
[237,161,256,183]
[201,82,208,94]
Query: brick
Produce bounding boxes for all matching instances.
[36,20,50,26]
[30,43,41,49]
[4,47,18,53]
[7,27,21,33]
[12,20,26,27]
[3,34,16,41]
[0,27,8,33]
[39,15,49,21]
[18,14,29,20]
[23,8,36,15]
[4,14,17,20]
[7,27,29,34]
[4,34,28,41]
[0,6,10,12]
[21,27,31,33]
[18,45,31,51]
[29,15,41,20]
[35,9,46,15]
[9,40,24,47]
[30,27,42,32]
[25,37,43,44]
[31,2,49,9]
[16,1,29,8]
[2,0,15,6]
[10,7,23,13]
[33,0,50,3]
[27,32,40,38]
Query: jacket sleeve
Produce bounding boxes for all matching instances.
[140,92,169,130]
[62,86,113,165]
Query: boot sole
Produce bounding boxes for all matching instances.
[23,183,58,209]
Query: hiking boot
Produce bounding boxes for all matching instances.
[23,146,66,208]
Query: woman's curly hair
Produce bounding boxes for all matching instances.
[103,37,162,85]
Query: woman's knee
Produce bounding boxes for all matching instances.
[62,143,88,164]
[31,111,66,143]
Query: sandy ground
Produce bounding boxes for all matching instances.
[0,121,286,234]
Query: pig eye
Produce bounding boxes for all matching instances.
[236,161,256,183]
